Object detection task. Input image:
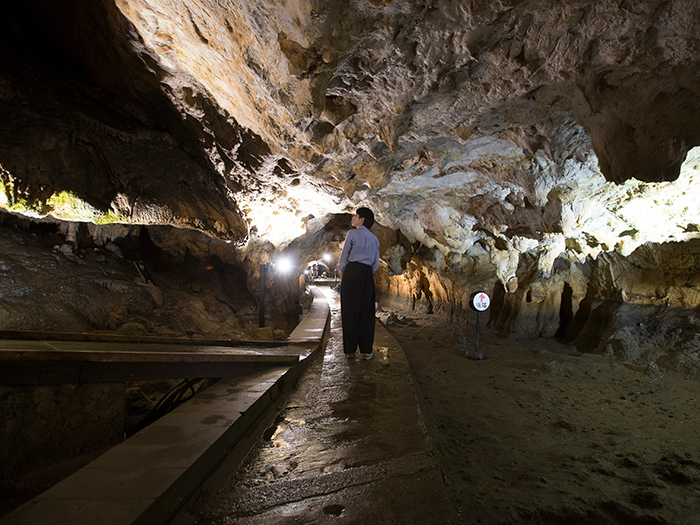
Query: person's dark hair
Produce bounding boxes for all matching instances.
[356,207,374,229]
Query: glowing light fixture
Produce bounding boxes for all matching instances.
[259,256,295,327]
[275,256,293,274]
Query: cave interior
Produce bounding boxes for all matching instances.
[1,0,700,521]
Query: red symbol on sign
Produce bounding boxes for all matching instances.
[472,292,490,311]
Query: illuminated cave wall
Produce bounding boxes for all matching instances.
[0,0,699,361]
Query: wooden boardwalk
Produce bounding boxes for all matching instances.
[0,332,303,385]
[1,287,331,525]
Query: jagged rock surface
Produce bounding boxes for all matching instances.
[0,0,699,359]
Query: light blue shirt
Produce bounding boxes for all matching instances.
[337,226,380,273]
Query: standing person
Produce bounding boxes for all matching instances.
[337,207,381,359]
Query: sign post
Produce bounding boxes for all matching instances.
[467,291,490,360]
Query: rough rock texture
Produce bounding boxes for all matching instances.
[0,0,699,354]
[0,210,301,516]
[0,211,296,339]
[1,3,700,520]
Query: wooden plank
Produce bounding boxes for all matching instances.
[0,339,312,385]
[0,349,300,364]
[0,335,317,385]
[79,362,288,383]
[0,341,304,364]
[0,360,291,385]
[0,330,287,347]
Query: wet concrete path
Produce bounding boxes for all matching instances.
[182,287,456,524]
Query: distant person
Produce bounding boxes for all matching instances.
[337,207,380,359]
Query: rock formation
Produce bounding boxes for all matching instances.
[0,0,699,364]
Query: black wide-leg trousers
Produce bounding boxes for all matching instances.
[340,262,376,355]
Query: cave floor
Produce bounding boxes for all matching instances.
[387,313,700,525]
[184,288,700,525]
[184,286,456,524]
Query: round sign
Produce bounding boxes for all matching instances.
[470,291,491,312]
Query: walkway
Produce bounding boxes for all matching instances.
[181,287,456,524]
[2,286,455,524]
[2,289,330,525]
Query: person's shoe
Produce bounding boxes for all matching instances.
[345,353,355,359]
[361,353,374,360]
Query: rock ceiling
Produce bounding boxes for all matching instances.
[1,0,699,296]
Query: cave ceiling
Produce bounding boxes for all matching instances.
[1,0,699,278]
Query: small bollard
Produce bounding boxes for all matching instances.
[466,291,490,360]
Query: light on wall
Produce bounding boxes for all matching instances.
[275,256,293,274]
[258,257,295,328]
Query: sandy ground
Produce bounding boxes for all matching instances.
[382,312,700,525]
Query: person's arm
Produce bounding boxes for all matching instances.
[371,235,380,272]
[337,230,355,273]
